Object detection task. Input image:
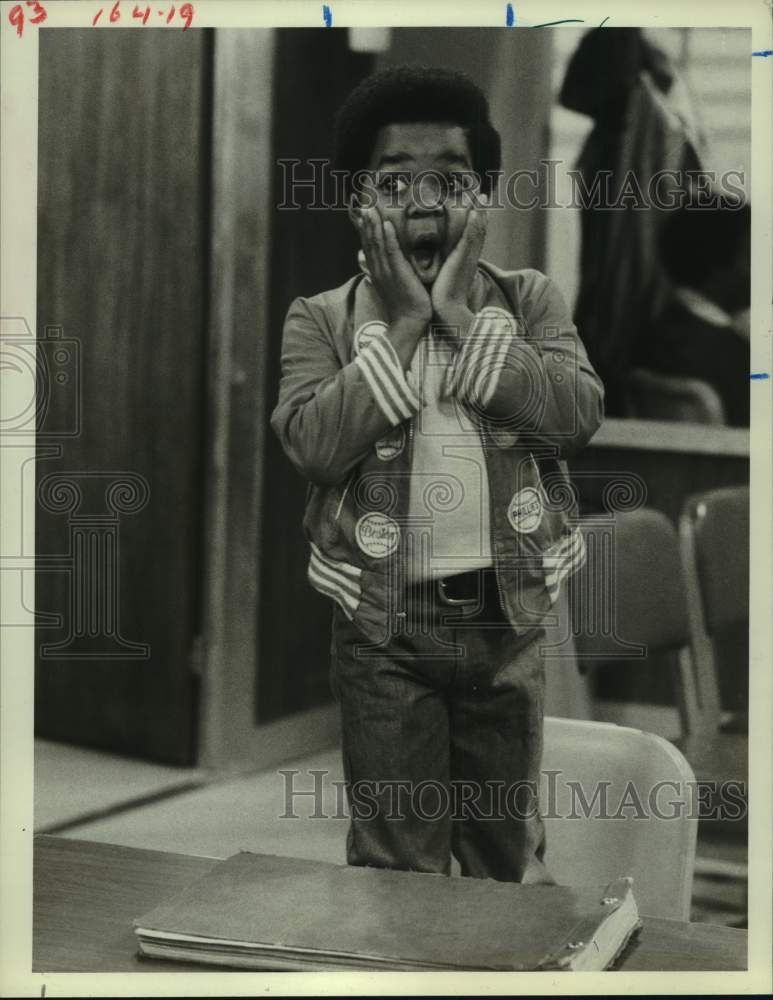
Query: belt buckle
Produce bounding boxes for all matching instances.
[437,575,479,607]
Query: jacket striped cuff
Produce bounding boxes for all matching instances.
[354,333,421,426]
[308,542,362,620]
[450,307,517,409]
[542,527,586,605]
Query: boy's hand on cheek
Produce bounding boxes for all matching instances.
[431,198,488,335]
[356,208,432,327]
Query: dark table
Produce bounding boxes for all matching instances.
[33,836,747,973]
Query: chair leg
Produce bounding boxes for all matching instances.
[675,646,705,749]
[679,513,723,727]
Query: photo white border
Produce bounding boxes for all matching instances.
[1,0,770,995]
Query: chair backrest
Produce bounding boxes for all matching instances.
[542,716,698,921]
[679,485,750,728]
[570,509,702,739]
[627,367,726,424]
[571,509,692,658]
[682,486,749,634]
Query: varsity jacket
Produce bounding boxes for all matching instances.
[271,260,605,643]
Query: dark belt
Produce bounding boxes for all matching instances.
[415,567,498,607]
[406,569,543,643]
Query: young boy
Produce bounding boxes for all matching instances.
[271,66,604,883]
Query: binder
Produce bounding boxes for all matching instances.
[134,851,642,971]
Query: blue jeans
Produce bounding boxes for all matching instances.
[330,570,553,883]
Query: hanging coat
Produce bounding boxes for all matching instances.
[560,29,706,414]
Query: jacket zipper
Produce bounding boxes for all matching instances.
[489,447,510,621]
[334,473,353,521]
[476,424,509,621]
[392,420,416,625]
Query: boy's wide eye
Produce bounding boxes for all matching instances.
[447,172,477,195]
[376,172,410,196]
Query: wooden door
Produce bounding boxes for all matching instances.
[35,29,211,764]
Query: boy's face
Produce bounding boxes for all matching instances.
[355,122,481,286]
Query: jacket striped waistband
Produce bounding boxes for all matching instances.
[308,527,585,619]
[308,542,362,620]
[542,527,586,605]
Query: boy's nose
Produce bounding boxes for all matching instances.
[407,172,446,214]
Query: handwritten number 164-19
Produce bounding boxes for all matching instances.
[93,2,194,29]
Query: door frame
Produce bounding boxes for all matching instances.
[198,28,339,771]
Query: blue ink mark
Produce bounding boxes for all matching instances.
[506,3,515,27]
[322,4,332,27]
[750,372,770,380]
[531,19,585,28]
[599,16,609,27]
[752,49,772,57]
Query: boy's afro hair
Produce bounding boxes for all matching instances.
[333,65,501,195]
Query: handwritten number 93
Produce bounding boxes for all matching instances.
[8,0,46,37]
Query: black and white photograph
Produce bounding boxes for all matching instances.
[0,1,771,994]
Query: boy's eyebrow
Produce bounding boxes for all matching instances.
[375,150,472,169]
[433,152,473,166]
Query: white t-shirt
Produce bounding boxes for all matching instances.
[405,331,493,583]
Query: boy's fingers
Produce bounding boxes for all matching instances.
[360,215,379,269]
[382,219,402,257]
[369,210,385,249]
[462,208,480,243]
[367,214,386,271]
[358,210,369,245]
[469,207,487,244]
[364,209,389,276]
[360,209,375,254]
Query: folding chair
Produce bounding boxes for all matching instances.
[679,486,749,855]
[680,485,749,735]
[570,506,747,898]
[569,508,703,744]
[542,716,697,920]
[627,367,727,424]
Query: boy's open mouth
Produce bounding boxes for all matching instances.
[408,233,442,283]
